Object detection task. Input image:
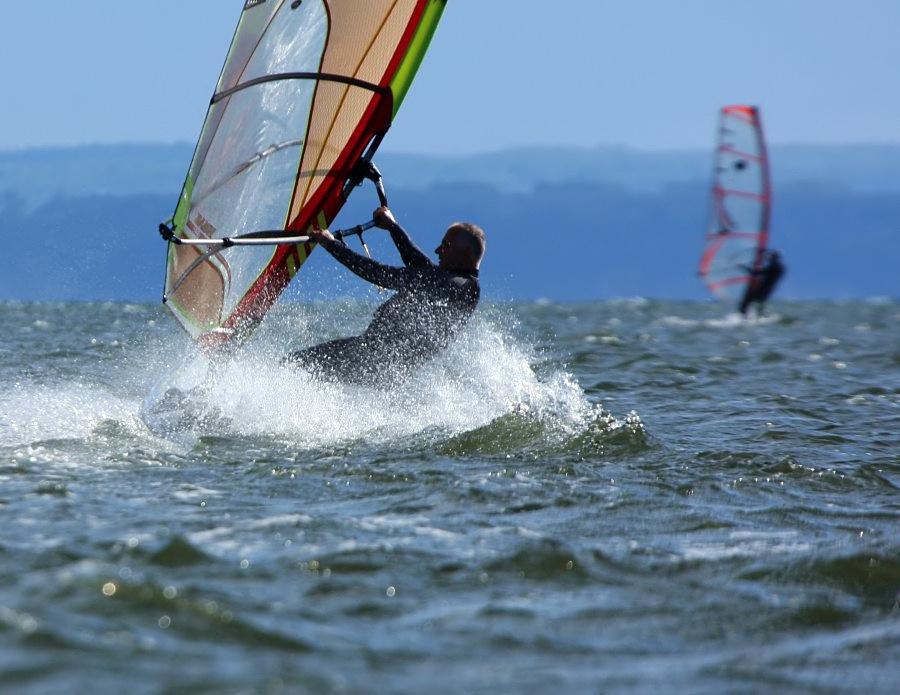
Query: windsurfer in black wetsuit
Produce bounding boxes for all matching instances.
[739,249,785,317]
[283,207,485,385]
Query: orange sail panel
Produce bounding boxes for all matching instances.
[698,105,772,303]
[162,0,445,351]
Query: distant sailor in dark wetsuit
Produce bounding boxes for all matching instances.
[739,249,785,317]
[283,207,485,385]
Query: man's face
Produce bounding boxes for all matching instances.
[436,228,468,269]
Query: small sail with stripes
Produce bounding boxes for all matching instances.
[699,105,772,303]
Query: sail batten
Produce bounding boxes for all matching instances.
[161,0,445,352]
[211,71,390,104]
[698,105,772,304]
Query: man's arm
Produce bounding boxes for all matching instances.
[310,228,406,290]
[374,207,432,268]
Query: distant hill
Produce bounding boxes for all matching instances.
[1,143,898,302]
[3,141,900,206]
[0,143,193,208]
[380,143,900,194]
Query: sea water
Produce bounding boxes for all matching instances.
[0,299,898,694]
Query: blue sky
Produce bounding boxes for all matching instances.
[2,0,898,154]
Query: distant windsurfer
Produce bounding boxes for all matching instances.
[739,249,785,317]
[283,207,485,385]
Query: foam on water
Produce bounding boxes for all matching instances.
[656,310,782,329]
[0,379,138,447]
[139,316,602,448]
[0,302,630,456]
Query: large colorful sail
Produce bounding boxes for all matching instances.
[698,105,772,303]
[161,0,445,352]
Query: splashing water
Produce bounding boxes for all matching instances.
[139,309,628,450]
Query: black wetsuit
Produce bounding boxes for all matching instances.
[739,256,785,316]
[284,223,480,385]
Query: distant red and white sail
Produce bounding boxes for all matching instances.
[698,105,772,303]
[161,0,445,353]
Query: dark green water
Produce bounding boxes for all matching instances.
[1,300,898,694]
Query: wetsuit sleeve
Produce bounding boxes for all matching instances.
[387,222,432,268]
[320,238,408,290]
